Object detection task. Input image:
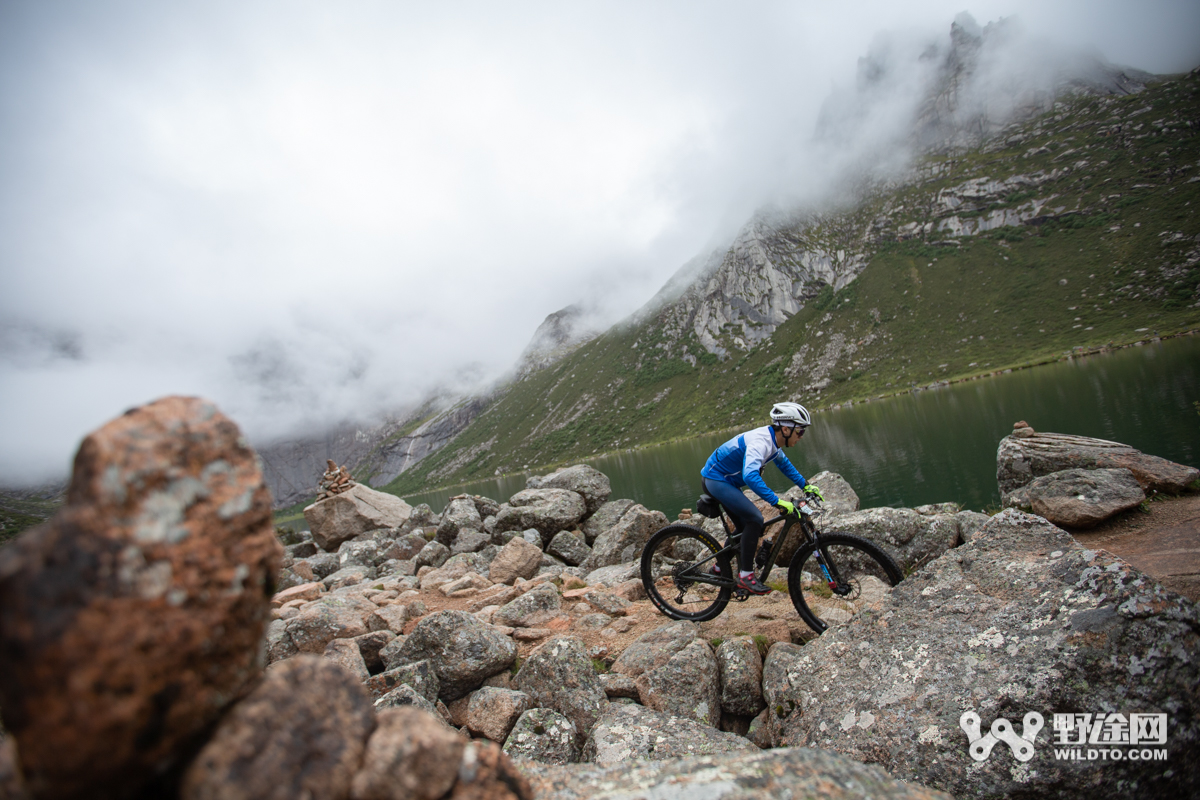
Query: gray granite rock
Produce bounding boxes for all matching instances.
[337,538,383,569]
[514,636,608,747]
[767,508,1200,798]
[450,528,491,555]
[547,530,591,566]
[821,506,955,573]
[521,745,949,799]
[997,425,1200,507]
[414,540,450,570]
[610,621,698,678]
[581,499,636,545]
[581,504,669,572]
[583,561,639,586]
[634,638,722,727]
[383,532,429,562]
[528,465,612,517]
[493,489,588,545]
[580,703,756,765]
[1028,467,1145,527]
[388,610,516,701]
[436,497,484,547]
[503,708,580,766]
[373,683,439,717]
[716,637,765,718]
[493,581,562,628]
[366,659,439,702]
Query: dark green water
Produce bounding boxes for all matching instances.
[403,335,1200,517]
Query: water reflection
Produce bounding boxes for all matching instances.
[403,336,1200,517]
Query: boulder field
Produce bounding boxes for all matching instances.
[1,399,1197,799]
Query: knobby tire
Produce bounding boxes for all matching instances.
[787,532,903,634]
[640,523,733,622]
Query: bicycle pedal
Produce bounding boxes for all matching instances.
[733,588,750,601]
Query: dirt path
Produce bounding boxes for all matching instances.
[1063,492,1200,602]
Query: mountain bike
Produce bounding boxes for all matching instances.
[639,490,903,634]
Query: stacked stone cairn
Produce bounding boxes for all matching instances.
[317,458,356,500]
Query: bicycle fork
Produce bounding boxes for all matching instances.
[811,546,852,597]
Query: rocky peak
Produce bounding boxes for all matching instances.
[918,13,1156,152]
[637,208,871,358]
[516,305,600,376]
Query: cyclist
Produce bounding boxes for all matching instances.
[701,401,819,595]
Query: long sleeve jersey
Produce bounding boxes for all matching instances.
[700,425,806,506]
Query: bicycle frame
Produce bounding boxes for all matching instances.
[683,499,826,594]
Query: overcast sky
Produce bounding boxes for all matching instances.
[2,0,1198,485]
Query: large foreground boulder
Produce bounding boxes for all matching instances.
[765,509,1200,798]
[180,656,375,799]
[0,396,282,800]
[634,638,722,727]
[997,423,1200,507]
[304,483,413,551]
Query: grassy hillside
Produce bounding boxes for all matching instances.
[0,490,63,547]
[384,70,1199,497]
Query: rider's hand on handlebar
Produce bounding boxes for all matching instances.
[804,484,824,501]
[774,499,796,516]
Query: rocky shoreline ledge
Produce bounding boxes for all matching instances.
[1,398,1197,799]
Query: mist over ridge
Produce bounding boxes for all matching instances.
[1,2,1198,487]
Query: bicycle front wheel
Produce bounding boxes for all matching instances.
[640,524,733,622]
[787,532,903,634]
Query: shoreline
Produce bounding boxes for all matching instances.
[300,328,1198,516]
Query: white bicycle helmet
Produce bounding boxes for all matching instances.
[770,401,811,428]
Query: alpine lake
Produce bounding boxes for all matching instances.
[402,334,1200,518]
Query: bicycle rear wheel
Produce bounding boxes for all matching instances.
[787,532,903,634]
[640,524,733,622]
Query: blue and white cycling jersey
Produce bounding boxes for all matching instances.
[700,425,806,506]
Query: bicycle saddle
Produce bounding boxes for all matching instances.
[696,493,722,518]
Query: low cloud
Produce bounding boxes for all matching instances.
[1,1,1198,484]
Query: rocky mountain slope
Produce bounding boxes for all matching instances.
[381,62,1199,497]
[264,17,1199,511]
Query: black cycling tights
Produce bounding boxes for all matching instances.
[702,477,764,573]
